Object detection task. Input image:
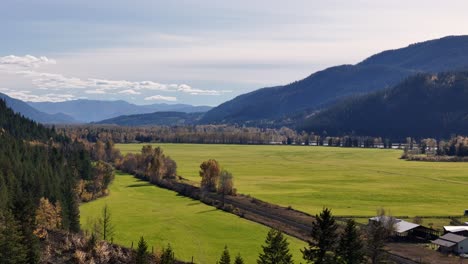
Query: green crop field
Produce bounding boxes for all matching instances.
[117,144,468,217]
[80,172,306,263]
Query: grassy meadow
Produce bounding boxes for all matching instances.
[117,144,468,217]
[80,172,306,263]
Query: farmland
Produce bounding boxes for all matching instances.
[117,144,468,217]
[80,172,306,263]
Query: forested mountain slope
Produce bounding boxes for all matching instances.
[300,72,468,139]
[201,35,468,125]
[0,99,91,262]
[96,111,204,126]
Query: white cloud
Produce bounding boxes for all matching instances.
[177,84,231,95]
[144,95,177,102]
[0,55,56,69]
[0,55,230,107]
[85,89,106,94]
[118,89,141,95]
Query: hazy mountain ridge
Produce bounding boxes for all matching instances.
[29,99,212,122]
[95,111,204,126]
[300,71,468,139]
[0,93,76,124]
[201,35,468,125]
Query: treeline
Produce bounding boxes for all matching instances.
[59,124,403,149]
[59,124,294,145]
[116,145,177,183]
[402,136,468,160]
[0,99,92,263]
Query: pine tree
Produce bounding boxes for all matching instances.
[257,229,294,264]
[234,253,244,264]
[302,208,338,264]
[0,211,28,264]
[218,245,231,264]
[160,244,176,264]
[337,219,365,264]
[135,236,148,264]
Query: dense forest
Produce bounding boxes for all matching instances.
[95,111,204,126]
[301,71,468,140]
[201,36,468,125]
[0,99,92,262]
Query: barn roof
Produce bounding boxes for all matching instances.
[369,216,419,233]
[432,239,456,248]
[439,233,468,243]
[444,226,468,233]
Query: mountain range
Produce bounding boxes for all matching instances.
[3,35,468,139]
[29,100,212,123]
[200,35,468,125]
[0,93,77,124]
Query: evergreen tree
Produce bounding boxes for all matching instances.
[218,245,231,264]
[337,219,365,264]
[160,244,176,264]
[303,208,338,264]
[135,236,148,264]
[257,229,294,264]
[234,253,245,264]
[0,211,28,264]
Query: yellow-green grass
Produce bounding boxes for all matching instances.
[80,172,306,263]
[117,144,468,217]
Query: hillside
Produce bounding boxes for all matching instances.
[30,100,212,122]
[95,111,204,126]
[300,71,468,139]
[201,35,468,125]
[0,99,92,262]
[0,93,76,124]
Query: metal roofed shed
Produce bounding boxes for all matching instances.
[444,226,468,237]
[432,233,468,254]
[369,216,419,234]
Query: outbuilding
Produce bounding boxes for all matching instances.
[432,233,468,254]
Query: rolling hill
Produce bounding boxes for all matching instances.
[0,92,76,124]
[30,100,212,122]
[300,71,468,139]
[201,35,468,125]
[95,111,204,126]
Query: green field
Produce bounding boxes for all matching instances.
[80,172,306,263]
[117,144,468,217]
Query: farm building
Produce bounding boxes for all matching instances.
[369,216,419,236]
[444,226,468,237]
[432,233,468,254]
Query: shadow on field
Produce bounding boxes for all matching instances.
[196,208,217,214]
[126,182,153,188]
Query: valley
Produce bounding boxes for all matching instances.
[118,143,468,217]
[80,171,306,263]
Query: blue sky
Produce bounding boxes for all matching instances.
[1,0,468,106]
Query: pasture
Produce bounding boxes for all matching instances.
[117,144,468,217]
[80,172,306,263]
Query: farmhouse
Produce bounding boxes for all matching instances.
[432,233,468,254]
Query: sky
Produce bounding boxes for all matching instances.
[1,0,468,106]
